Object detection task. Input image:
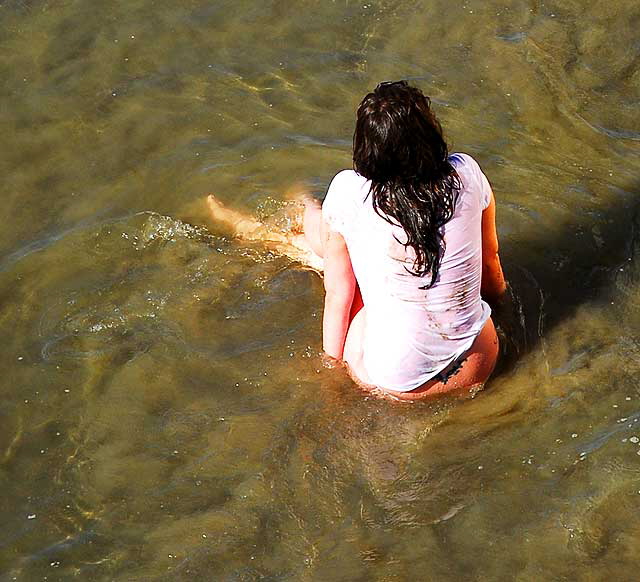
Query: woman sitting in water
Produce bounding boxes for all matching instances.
[207,80,507,400]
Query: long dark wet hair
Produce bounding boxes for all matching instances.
[353,80,460,288]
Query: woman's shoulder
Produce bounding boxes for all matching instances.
[323,169,367,231]
[325,169,369,204]
[449,152,493,208]
[449,152,483,172]
[329,169,368,189]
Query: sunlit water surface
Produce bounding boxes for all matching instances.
[2,0,640,579]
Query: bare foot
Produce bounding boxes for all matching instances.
[205,194,225,217]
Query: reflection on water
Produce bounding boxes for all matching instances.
[1,0,640,579]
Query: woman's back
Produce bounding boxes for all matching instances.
[322,153,493,391]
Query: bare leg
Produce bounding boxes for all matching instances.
[205,193,324,271]
[206,195,284,241]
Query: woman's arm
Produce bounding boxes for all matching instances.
[481,191,507,304]
[322,229,357,360]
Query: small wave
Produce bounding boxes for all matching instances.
[575,113,640,141]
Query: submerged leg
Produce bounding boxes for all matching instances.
[205,193,324,271]
[206,194,273,240]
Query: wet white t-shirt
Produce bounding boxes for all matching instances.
[322,153,492,391]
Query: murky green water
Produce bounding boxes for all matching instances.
[2,0,640,579]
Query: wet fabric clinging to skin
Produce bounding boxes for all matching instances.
[322,153,492,391]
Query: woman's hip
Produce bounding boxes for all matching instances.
[379,317,500,400]
[347,317,499,401]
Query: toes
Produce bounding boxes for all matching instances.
[206,194,221,207]
[206,195,226,217]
